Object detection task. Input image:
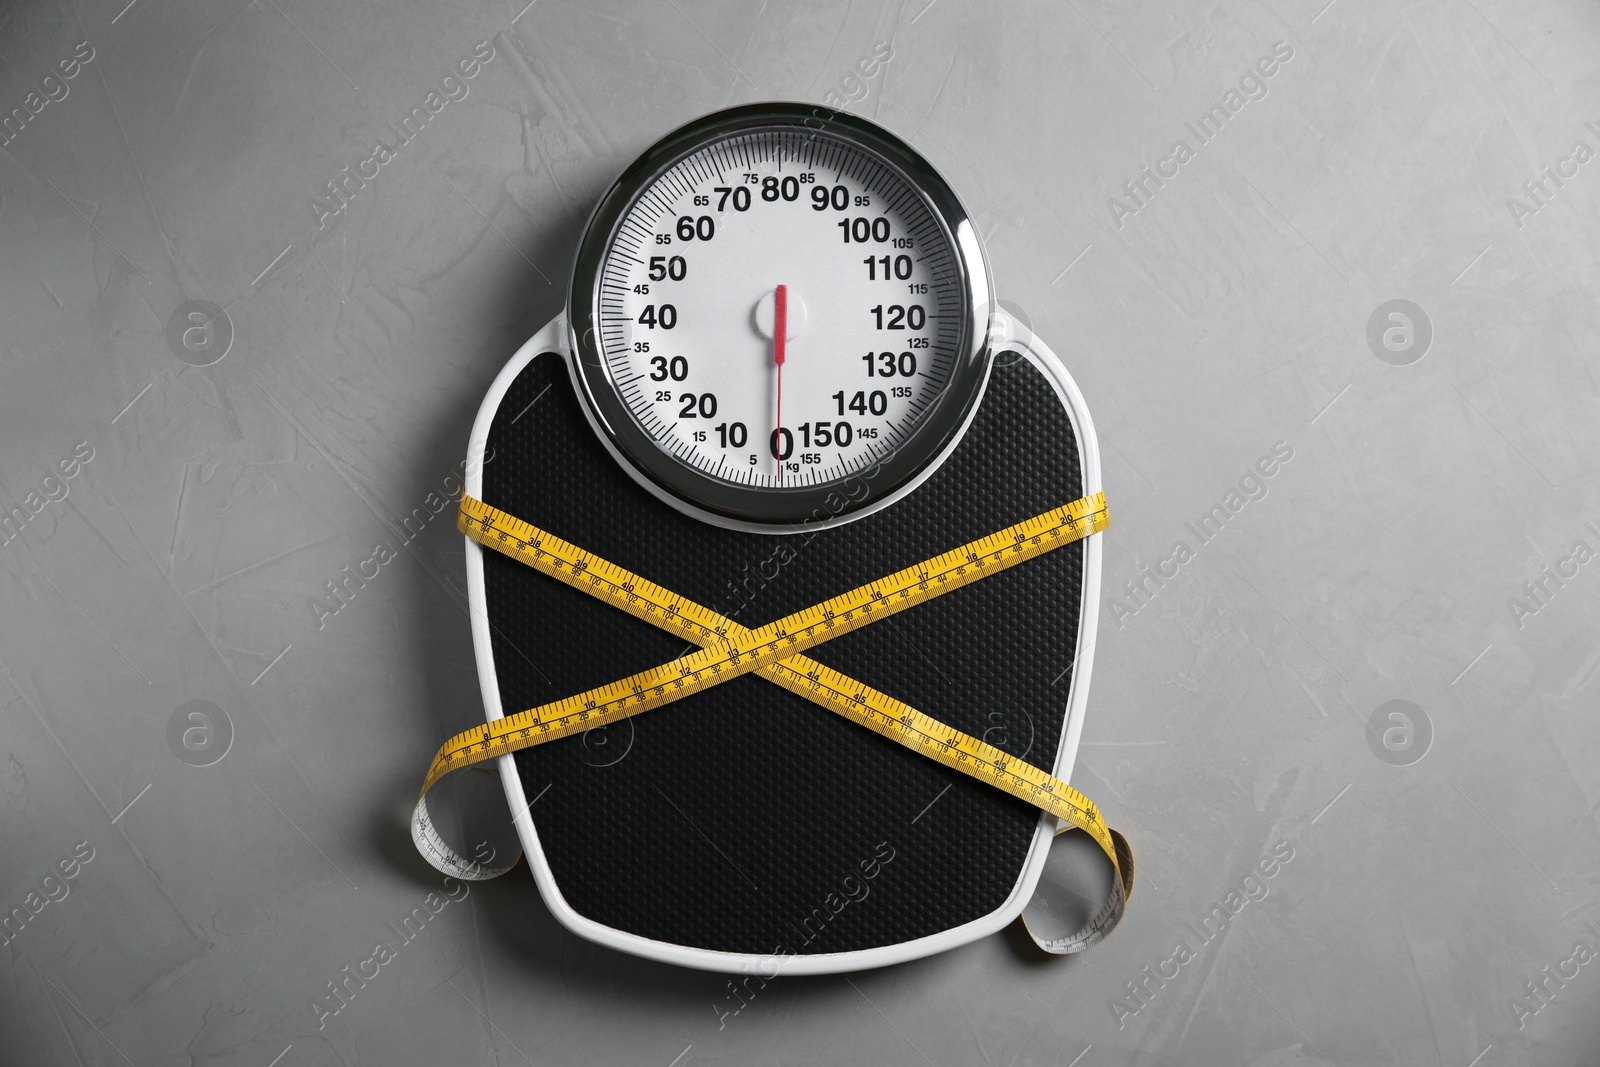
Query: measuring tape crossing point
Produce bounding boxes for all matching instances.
[412,491,1131,950]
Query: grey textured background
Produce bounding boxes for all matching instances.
[2,0,1598,1064]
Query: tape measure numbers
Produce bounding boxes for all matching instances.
[412,492,1132,952]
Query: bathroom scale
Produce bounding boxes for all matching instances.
[409,103,1133,974]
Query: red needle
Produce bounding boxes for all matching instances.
[774,284,787,484]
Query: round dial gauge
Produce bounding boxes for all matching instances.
[569,103,992,526]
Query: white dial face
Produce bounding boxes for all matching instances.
[596,129,966,490]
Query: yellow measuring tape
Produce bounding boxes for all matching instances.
[412,491,1133,953]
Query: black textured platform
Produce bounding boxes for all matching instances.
[480,351,1084,956]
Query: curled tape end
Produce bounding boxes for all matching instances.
[411,794,521,882]
[1019,824,1135,955]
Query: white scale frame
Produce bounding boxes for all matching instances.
[462,308,1103,975]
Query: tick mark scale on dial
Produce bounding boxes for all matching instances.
[585,120,977,502]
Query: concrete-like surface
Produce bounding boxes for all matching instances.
[2,0,1598,1063]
